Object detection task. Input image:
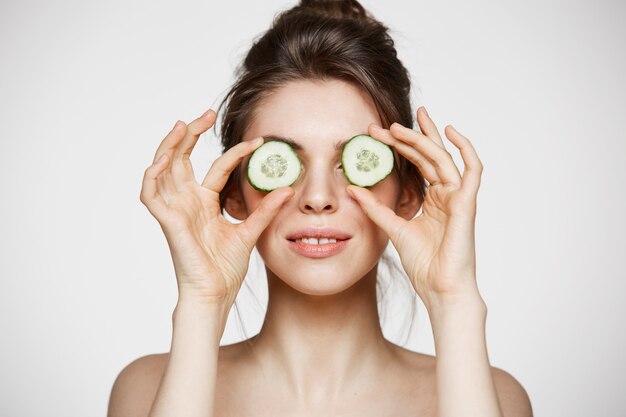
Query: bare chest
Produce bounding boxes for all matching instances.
[214,391,437,417]
[213,365,437,417]
[211,342,438,417]
[214,398,436,417]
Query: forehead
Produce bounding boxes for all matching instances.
[243,79,381,150]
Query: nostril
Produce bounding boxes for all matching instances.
[305,204,333,211]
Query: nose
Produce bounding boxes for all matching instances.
[296,163,340,214]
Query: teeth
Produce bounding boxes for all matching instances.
[296,237,339,244]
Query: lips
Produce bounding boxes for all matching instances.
[288,239,349,258]
[285,226,352,242]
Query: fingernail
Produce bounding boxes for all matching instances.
[253,137,264,145]
[370,123,382,131]
[422,107,429,117]
[202,109,213,117]
[173,120,180,130]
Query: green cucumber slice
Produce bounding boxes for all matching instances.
[247,140,301,191]
[342,134,394,187]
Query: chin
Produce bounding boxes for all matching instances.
[262,258,377,297]
[282,273,360,296]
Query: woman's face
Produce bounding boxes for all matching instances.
[229,79,405,296]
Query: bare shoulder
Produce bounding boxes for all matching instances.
[388,344,532,417]
[107,345,242,417]
[107,353,169,417]
[388,343,437,375]
[491,366,534,417]
[382,344,438,416]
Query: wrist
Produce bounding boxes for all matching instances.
[426,289,487,326]
[174,295,230,334]
[428,295,488,357]
[174,293,230,320]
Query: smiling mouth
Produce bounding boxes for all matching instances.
[286,238,351,258]
[288,237,349,244]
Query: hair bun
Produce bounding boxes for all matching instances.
[298,0,371,22]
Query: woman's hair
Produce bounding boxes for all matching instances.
[214,0,428,347]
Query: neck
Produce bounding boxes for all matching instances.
[246,265,395,403]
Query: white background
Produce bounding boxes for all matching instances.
[1,0,625,415]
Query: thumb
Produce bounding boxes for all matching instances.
[237,187,295,248]
[346,185,405,242]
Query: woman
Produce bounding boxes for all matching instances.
[108,1,533,416]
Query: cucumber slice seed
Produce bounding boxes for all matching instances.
[247,140,301,191]
[342,134,394,187]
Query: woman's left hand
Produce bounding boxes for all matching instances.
[346,107,484,312]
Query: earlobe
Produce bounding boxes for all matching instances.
[223,183,249,221]
[395,185,422,220]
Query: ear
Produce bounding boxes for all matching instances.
[394,183,422,220]
[223,180,249,221]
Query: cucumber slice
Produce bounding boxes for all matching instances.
[342,134,394,187]
[247,140,301,191]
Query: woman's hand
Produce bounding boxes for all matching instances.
[345,107,484,312]
[140,109,294,307]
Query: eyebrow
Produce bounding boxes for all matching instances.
[262,135,351,151]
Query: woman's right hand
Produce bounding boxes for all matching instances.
[139,109,294,307]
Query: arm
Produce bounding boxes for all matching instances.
[148,298,228,417]
[337,108,532,415]
[430,293,503,417]
[107,298,229,417]
[430,291,533,417]
[107,108,292,417]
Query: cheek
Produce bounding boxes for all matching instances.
[347,195,390,245]
[369,173,401,210]
[240,181,266,214]
[360,180,400,243]
[242,186,284,248]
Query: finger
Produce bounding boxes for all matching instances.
[237,186,295,250]
[157,168,177,203]
[345,185,406,243]
[390,122,462,185]
[140,154,170,218]
[152,121,187,165]
[173,109,216,161]
[368,124,442,186]
[201,137,265,193]
[444,125,484,197]
[171,109,217,184]
[416,106,445,149]
[155,142,179,200]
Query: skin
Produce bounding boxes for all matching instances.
[108,79,533,417]
[219,79,430,412]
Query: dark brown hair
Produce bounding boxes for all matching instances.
[214,0,426,346]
